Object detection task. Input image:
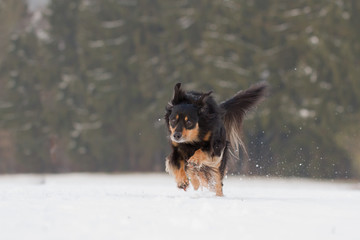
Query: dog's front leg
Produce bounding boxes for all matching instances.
[165,150,189,191]
[188,149,210,166]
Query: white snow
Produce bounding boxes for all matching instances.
[0,174,359,240]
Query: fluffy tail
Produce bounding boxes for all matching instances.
[220,82,268,159]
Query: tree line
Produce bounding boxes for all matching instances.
[0,0,359,178]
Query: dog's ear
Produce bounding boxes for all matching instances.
[172,83,185,104]
[197,91,213,106]
[196,91,213,114]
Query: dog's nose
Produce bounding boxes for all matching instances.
[173,132,182,140]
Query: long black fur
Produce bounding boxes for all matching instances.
[220,81,268,158]
[165,83,227,173]
[165,82,267,195]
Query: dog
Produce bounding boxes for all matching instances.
[165,82,267,196]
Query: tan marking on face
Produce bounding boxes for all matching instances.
[184,116,188,121]
[182,123,199,142]
[169,125,175,135]
[203,131,212,141]
[171,141,178,147]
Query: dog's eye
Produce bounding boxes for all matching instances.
[170,118,177,125]
[185,120,193,128]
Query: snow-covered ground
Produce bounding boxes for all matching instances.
[0,174,359,240]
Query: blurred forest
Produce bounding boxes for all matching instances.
[0,0,359,178]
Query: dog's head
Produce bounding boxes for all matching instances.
[165,83,212,144]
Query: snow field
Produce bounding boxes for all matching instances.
[0,174,359,240]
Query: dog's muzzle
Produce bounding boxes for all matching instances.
[173,132,182,141]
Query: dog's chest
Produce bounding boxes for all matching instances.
[177,142,211,161]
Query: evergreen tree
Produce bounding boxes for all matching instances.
[0,0,359,177]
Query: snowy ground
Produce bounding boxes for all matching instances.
[0,174,359,240]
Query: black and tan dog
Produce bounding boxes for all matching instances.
[165,82,267,196]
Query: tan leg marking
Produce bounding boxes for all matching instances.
[188,149,210,166]
[213,171,223,196]
[186,152,224,196]
[173,161,189,190]
[198,171,209,189]
[166,158,189,190]
[187,169,200,190]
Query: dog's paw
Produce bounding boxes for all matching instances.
[177,179,189,191]
[188,149,209,167]
[188,156,201,167]
[188,151,204,167]
[187,161,199,168]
